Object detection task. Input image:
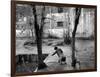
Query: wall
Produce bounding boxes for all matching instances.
[0,0,100,77]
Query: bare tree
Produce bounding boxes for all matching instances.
[31,5,47,70]
[71,8,81,69]
[64,8,71,44]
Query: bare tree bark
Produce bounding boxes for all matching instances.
[32,5,47,70]
[71,8,81,69]
[29,18,34,38]
[64,8,71,44]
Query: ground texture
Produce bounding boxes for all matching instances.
[16,38,95,73]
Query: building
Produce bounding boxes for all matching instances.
[44,6,95,38]
[16,4,95,38]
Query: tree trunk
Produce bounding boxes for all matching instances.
[64,8,71,44]
[30,29,34,38]
[71,8,81,68]
[32,5,47,70]
[36,32,47,69]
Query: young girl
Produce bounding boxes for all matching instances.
[52,46,66,65]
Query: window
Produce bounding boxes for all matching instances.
[58,7,63,13]
[57,22,63,27]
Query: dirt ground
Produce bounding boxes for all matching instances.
[16,38,95,73]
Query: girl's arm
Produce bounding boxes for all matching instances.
[52,51,57,56]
